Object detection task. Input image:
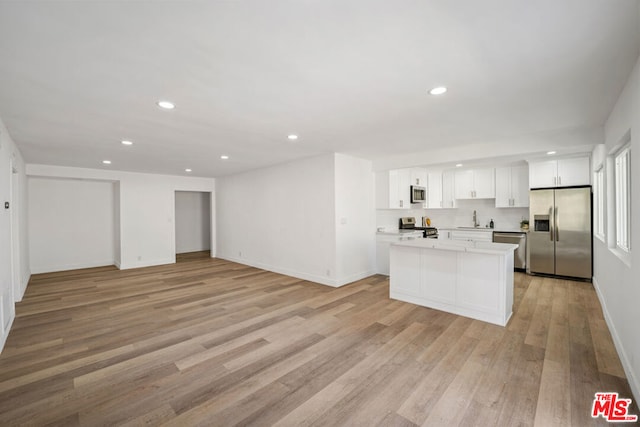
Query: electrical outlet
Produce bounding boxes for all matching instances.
[137,256,142,261]
[238,251,242,257]
[326,269,330,277]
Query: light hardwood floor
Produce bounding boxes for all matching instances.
[0,252,636,426]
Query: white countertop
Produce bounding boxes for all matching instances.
[392,238,518,255]
[438,226,528,234]
[376,229,422,236]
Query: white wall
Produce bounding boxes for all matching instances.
[175,191,211,254]
[592,54,640,403]
[335,153,375,283]
[217,153,375,287]
[28,177,116,273]
[0,117,29,352]
[217,154,337,285]
[26,164,216,270]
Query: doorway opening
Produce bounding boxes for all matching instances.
[174,191,212,263]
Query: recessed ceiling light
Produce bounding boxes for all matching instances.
[185,168,192,172]
[547,151,556,155]
[102,160,111,165]
[157,100,175,110]
[220,155,229,160]
[456,163,463,167]
[121,140,133,146]
[288,134,298,140]
[429,86,447,95]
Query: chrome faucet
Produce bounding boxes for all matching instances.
[473,210,479,228]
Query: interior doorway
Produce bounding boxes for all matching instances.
[174,191,212,261]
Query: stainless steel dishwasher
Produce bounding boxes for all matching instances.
[493,232,527,270]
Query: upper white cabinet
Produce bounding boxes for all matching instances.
[376,169,411,209]
[427,172,443,209]
[495,165,529,208]
[410,168,427,187]
[529,156,590,188]
[454,168,495,199]
[442,171,457,208]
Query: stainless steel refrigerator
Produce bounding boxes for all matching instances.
[529,186,592,279]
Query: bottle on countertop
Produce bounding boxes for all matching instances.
[489,219,494,229]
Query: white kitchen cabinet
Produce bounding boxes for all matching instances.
[427,172,443,209]
[451,229,493,242]
[390,240,514,326]
[376,169,411,209]
[410,168,428,187]
[495,165,529,208]
[438,228,493,242]
[376,231,424,275]
[528,156,590,188]
[556,157,590,187]
[441,171,457,208]
[454,168,495,199]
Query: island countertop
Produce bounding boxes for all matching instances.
[392,238,518,255]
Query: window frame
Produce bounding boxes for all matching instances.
[593,165,605,242]
[614,144,631,253]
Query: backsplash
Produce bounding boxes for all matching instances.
[376,199,528,231]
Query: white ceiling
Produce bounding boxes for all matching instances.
[0,1,638,177]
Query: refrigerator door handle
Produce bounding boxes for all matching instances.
[549,207,554,241]
[555,206,559,241]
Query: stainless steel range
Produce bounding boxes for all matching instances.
[399,217,438,238]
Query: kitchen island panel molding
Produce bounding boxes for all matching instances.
[390,240,515,326]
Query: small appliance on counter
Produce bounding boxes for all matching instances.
[399,217,438,238]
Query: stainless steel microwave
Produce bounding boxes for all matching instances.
[410,185,426,203]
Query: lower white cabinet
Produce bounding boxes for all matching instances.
[376,232,423,275]
[389,241,515,326]
[438,229,493,242]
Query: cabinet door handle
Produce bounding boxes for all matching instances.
[553,176,556,186]
[400,200,403,208]
[558,176,562,186]
[440,200,442,208]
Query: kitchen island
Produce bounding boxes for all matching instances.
[390,239,518,326]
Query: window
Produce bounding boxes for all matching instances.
[594,166,605,240]
[614,145,631,252]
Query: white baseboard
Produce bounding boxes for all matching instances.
[335,270,377,287]
[218,255,340,287]
[16,271,30,302]
[0,312,15,354]
[119,257,175,270]
[31,259,116,274]
[592,276,640,404]
[217,255,375,288]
